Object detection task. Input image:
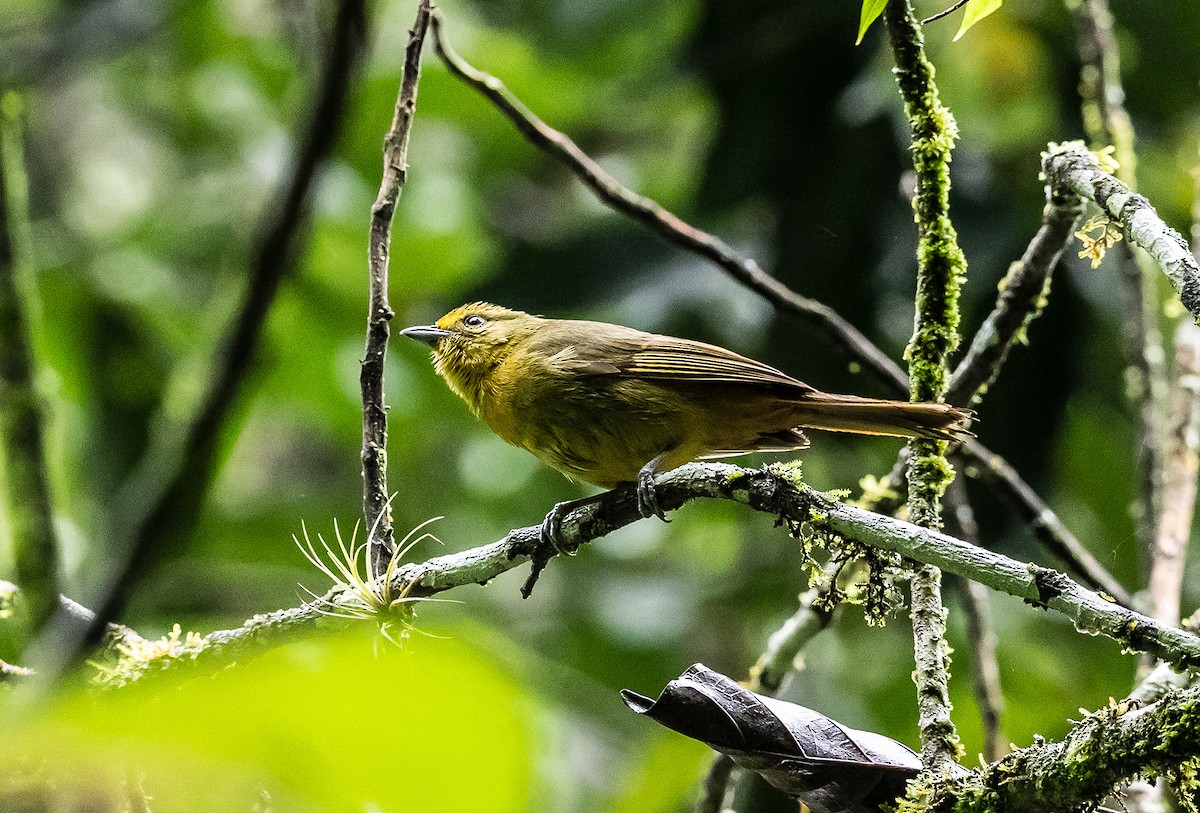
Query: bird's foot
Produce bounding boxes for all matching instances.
[636,469,669,522]
[522,496,601,600]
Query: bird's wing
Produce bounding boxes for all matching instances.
[545,324,814,393]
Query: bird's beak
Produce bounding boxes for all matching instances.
[400,325,452,346]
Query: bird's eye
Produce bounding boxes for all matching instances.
[463,314,486,328]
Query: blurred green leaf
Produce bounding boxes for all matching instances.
[954,0,1003,41]
[857,0,888,44]
[3,626,535,812]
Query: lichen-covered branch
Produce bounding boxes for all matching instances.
[1042,143,1200,322]
[363,0,433,577]
[92,462,1200,689]
[0,93,60,637]
[885,0,965,771]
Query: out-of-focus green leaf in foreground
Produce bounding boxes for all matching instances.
[1,626,535,812]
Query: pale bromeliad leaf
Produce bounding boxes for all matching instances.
[622,663,967,813]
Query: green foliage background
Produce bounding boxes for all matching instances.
[2,0,1200,809]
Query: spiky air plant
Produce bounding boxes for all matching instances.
[293,510,447,646]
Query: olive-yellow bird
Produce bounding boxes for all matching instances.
[402,302,969,542]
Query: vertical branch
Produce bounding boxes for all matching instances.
[0,92,61,637]
[884,0,965,771]
[363,0,433,578]
[1073,0,1166,556]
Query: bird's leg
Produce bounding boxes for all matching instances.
[636,452,671,522]
[540,492,609,554]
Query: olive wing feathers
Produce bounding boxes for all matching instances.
[542,324,815,394]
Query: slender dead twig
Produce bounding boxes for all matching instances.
[921,0,971,25]
[67,0,370,660]
[0,93,60,637]
[363,0,434,578]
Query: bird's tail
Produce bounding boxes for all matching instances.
[790,393,972,441]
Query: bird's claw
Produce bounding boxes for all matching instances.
[540,502,577,556]
[637,470,669,522]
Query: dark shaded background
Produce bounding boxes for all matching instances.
[2,0,1199,809]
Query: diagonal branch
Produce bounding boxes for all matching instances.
[66,0,370,659]
[363,0,433,578]
[428,11,905,392]
[946,195,1083,405]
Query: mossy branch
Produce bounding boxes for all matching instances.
[1042,142,1200,322]
[904,687,1200,812]
[87,462,1200,689]
[885,0,966,771]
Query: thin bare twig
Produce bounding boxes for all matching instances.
[0,92,60,637]
[364,0,434,578]
[67,0,370,660]
[921,0,971,25]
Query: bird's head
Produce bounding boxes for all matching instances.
[401,302,540,405]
